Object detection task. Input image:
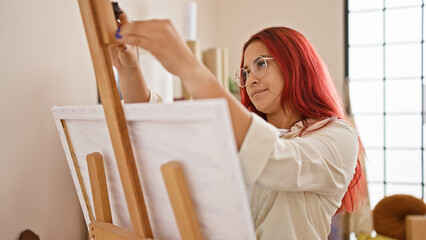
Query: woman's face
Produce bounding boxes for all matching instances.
[243,40,285,115]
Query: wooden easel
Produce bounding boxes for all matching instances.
[75,0,203,239]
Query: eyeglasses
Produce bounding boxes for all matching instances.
[234,56,274,88]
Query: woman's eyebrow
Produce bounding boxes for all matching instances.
[243,55,270,68]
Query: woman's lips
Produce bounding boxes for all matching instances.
[251,89,267,98]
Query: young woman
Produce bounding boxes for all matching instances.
[112,13,365,240]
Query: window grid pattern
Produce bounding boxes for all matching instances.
[346,0,425,208]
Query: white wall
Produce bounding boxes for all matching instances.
[118,0,217,50]
[213,0,345,95]
[0,0,343,239]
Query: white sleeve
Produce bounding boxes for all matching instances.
[238,113,359,195]
[148,90,163,103]
[120,90,162,104]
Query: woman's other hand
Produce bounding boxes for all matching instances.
[116,19,200,79]
[109,12,139,71]
[109,12,151,103]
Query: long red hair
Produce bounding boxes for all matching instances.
[240,26,365,213]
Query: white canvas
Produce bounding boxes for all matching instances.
[52,99,255,240]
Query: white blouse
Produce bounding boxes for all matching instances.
[239,113,359,240]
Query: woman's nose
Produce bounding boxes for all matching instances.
[247,74,259,86]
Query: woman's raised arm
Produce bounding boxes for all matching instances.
[117,19,253,148]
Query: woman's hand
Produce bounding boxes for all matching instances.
[116,19,200,79]
[109,12,139,71]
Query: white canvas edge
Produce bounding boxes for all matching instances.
[52,114,93,226]
[52,99,219,121]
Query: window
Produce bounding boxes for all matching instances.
[346,0,425,208]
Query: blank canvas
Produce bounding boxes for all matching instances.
[52,99,255,240]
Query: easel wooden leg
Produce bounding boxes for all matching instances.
[77,0,152,237]
[77,0,205,238]
[161,161,204,240]
[87,152,153,240]
[87,152,112,223]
